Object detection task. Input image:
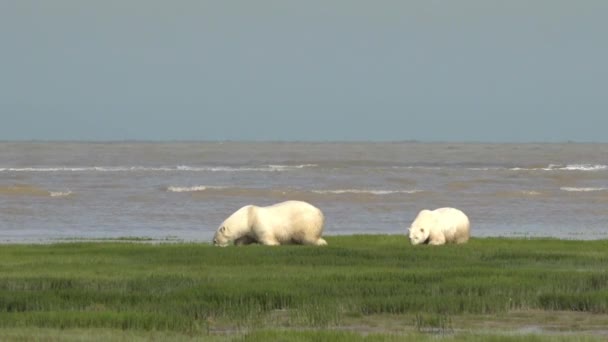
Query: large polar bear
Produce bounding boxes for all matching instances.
[408,207,470,245]
[213,200,327,247]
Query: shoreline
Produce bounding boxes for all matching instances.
[1,234,608,245]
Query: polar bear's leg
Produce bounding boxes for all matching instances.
[299,234,327,246]
[234,236,256,245]
[258,236,281,246]
[454,235,469,244]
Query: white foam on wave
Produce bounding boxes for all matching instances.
[392,166,442,170]
[509,164,608,172]
[560,187,608,192]
[166,186,422,195]
[166,185,226,193]
[3,167,89,172]
[393,164,608,172]
[176,165,314,172]
[555,164,607,171]
[2,166,175,172]
[176,166,267,172]
[2,164,318,173]
[311,189,422,195]
[49,190,73,197]
[267,164,318,170]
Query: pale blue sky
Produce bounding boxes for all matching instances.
[1,1,607,141]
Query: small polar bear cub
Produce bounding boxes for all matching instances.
[213,200,327,247]
[408,207,470,245]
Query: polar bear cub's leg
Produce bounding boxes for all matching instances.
[313,238,327,246]
[428,236,446,245]
[428,229,446,245]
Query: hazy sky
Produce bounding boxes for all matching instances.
[1,1,607,142]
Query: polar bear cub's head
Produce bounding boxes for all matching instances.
[213,205,253,247]
[408,209,435,245]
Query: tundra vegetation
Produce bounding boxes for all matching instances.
[1,235,607,341]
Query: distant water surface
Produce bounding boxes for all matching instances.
[1,142,607,242]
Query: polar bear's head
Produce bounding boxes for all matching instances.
[408,209,434,245]
[213,205,253,247]
[212,225,232,247]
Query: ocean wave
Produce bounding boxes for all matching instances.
[5,163,603,173]
[0,185,73,197]
[391,166,443,170]
[49,190,73,197]
[392,164,608,172]
[2,167,173,172]
[175,164,316,172]
[166,185,421,196]
[1,164,318,173]
[311,189,422,195]
[510,164,608,171]
[552,164,608,171]
[560,187,608,192]
[491,190,544,198]
[268,164,318,170]
[520,190,542,196]
[166,186,226,193]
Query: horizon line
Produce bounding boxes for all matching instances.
[0,139,602,144]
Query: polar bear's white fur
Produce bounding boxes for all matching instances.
[213,200,327,247]
[408,207,470,245]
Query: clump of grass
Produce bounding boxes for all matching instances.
[414,313,453,334]
[236,330,603,342]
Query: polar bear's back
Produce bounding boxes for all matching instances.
[434,207,470,243]
[255,201,324,244]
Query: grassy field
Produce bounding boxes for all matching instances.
[1,235,607,341]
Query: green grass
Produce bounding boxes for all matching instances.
[0,328,602,342]
[1,235,607,340]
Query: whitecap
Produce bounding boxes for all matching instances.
[1,166,170,172]
[311,189,422,195]
[4,167,88,172]
[167,185,208,193]
[2,165,313,173]
[176,165,315,172]
[558,164,607,171]
[508,164,608,172]
[50,190,73,197]
[391,166,442,170]
[560,187,608,192]
[166,185,226,193]
[267,164,318,170]
[542,164,607,171]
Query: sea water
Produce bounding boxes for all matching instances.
[1,142,607,242]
